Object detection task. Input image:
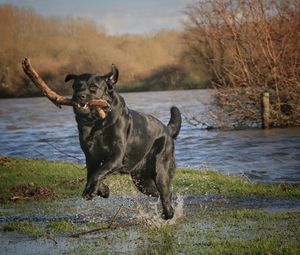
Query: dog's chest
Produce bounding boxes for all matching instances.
[78,125,111,157]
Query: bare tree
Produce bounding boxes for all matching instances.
[183,0,300,129]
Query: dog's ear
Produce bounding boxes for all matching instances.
[104,64,119,87]
[65,74,77,83]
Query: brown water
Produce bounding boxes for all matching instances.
[0,89,299,183]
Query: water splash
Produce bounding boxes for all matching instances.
[57,193,185,228]
[134,195,184,228]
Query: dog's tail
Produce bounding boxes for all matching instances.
[167,106,181,139]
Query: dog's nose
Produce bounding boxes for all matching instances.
[77,94,86,100]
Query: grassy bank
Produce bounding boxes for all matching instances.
[1,157,300,203]
[1,157,300,254]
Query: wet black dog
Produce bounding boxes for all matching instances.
[65,65,181,219]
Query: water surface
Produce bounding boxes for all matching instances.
[0,90,299,183]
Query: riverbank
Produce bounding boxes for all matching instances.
[1,157,300,203]
[1,157,300,254]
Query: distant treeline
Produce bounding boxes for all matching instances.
[0,5,206,98]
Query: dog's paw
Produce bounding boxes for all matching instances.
[82,181,98,200]
[163,207,174,220]
[97,183,110,198]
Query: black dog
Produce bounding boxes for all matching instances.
[65,65,181,219]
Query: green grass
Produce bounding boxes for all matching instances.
[2,221,42,237]
[0,158,85,202]
[46,220,75,234]
[173,168,300,198]
[0,157,299,203]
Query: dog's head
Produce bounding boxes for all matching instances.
[65,65,118,117]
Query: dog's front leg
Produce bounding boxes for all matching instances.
[85,159,110,198]
[82,153,124,200]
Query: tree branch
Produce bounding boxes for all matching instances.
[21,58,110,118]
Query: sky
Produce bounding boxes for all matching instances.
[0,0,195,35]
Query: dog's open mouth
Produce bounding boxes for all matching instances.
[74,101,91,113]
[77,102,90,111]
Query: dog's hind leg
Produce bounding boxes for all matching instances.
[155,161,175,220]
[153,137,176,220]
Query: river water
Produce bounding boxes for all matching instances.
[0,89,299,183]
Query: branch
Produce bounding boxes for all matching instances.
[21,58,110,119]
[22,58,75,108]
[69,204,124,238]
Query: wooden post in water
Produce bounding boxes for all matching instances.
[262,92,270,129]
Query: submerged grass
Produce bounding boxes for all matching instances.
[2,209,299,254]
[183,209,300,255]
[0,157,299,203]
[60,209,299,255]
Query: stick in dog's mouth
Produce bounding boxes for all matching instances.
[21,58,110,119]
[87,99,111,119]
[77,100,111,119]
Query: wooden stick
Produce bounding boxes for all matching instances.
[21,58,110,119]
[96,108,107,119]
[88,99,110,109]
[22,58,75,108]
